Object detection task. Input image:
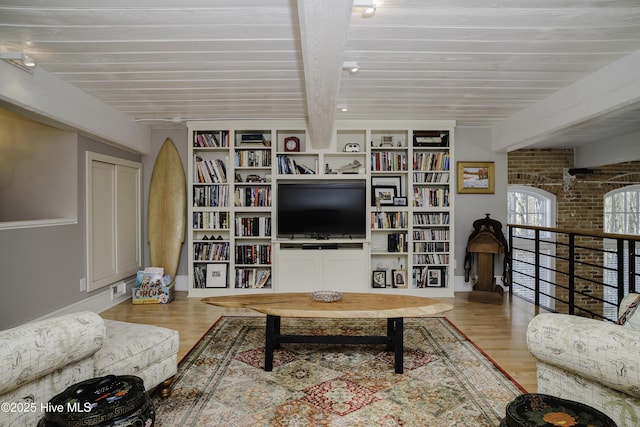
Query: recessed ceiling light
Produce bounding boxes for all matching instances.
[343,61,359,74]
[353,0,376,18]
[0,52,36,73]
[337,104,348,112]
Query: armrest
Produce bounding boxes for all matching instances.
[527,313,640,398]
[0,311,105,395]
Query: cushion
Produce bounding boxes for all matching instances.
[617,294,640,330]
[93,320,179,378]
[0,311,105,395]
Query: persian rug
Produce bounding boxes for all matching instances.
[152,317,525,426]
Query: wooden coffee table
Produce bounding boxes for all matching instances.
[202,292,452,374]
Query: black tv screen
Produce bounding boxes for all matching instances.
[277,181,366,238]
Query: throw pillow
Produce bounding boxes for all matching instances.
[616,294,640,330]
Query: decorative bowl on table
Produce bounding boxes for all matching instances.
[310,290,342,303]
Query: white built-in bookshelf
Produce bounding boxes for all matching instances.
[187,120,455,298]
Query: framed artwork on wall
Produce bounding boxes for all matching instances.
[457,161,495,194]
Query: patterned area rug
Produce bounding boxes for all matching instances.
[152,316,525,426]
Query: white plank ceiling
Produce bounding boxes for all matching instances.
[1,0,640,149]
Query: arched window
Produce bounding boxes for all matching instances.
[603,185,640,320]
[604,185,640,234]
[508,186,556,308]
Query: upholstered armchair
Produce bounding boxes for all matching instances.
[527,293,640,427]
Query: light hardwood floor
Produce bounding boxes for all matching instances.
[100,291,546,392]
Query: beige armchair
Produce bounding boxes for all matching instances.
[527,293,640,427]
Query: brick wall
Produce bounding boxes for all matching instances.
[508,149,640,316]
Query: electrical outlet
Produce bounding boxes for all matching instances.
[80,277,87,292]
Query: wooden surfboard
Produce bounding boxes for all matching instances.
[148,137,186,280]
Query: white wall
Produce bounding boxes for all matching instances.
[453,126,508,291]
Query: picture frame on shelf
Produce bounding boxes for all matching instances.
[457,161,495,194]
[372,186,396,206]
[380,135,394,147]
[392,269,407,288]
[372,270,387,288]
[426,267,445,288]
[393,196,408,206]
[205,263,228,288]
[372,175,402,197]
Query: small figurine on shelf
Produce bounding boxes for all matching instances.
[336,159,362,174]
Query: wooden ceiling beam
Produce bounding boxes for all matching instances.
[296,0,353,149]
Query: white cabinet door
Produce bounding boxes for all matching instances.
[277,250,323,292]
[276,247,366,292]
[323,250,366,292]
[86,152,141,291]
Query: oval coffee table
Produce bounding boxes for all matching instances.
[202,292,453,374]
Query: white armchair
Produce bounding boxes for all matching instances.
[527,293,640,427]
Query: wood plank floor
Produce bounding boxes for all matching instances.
[100,291,547,392]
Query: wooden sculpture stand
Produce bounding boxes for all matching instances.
[467,231,504,304]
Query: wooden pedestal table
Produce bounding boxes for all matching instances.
[202,293,452,374]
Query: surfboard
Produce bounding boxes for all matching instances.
[147,137,186,280]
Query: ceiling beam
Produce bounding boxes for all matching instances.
[297,0,353,149]
[0,60,150,154]
[491,49,640,153]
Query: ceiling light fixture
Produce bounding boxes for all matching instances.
[343,61,359,74]
[353,0,376,18]
[337,104,348,112]
[0,52,36,73]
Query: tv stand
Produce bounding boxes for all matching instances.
[276,241,367,292]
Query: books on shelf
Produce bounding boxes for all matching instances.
[194,131,229,148]
[194,156,227,183]
[193,185,228,207]
[193,211,229,230]
[413,151,450,171]
[277,155,315,174]
[413,188,450,207]
[235,244,272,265]
[235,216,272,237]
[193,241,230,261]
[235,149,272,168]
[370,151,408,172]
[235,268,271,288]
[412,228,449,241]
[234,186,271,207]
[413,212,450,225]
[371,211,408,229]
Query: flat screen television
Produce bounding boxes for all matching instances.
[277,181,366,239]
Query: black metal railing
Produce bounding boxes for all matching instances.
[507,224,640,321]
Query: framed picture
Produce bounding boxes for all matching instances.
[393,196,408,206]
[392,269,407,288]
[380,135,394,147]
[457,161,495,194]
[426,267,445,288]
[206,263,228,288]
[372,186,396,206]
[372,175,402,197]
[372,270,387,288]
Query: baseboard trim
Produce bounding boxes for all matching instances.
[34,277,135,321]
